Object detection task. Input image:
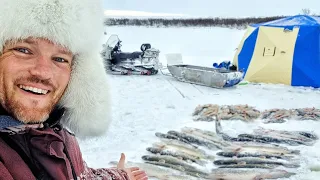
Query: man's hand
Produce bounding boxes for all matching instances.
[117,153,148,180]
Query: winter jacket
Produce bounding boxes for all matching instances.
[0,106,129,180]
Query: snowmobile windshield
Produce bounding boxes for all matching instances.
[107,34,120,49]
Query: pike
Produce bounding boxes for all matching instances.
[215,118,311,146]
[108,161,183,179]
[217,164,276,169]
[237,134,312,146]
[167,130,223,150]
[142,155,210,178]
[253,127,318,141]
[180,127,232,148]
[209,169,296,180]
[155,132,192,145]
[109,161,208,179]
[253,131,315,144]
[216,151,295,160]
[145,161,210,179]
[213,157,300,168]
[146,147,207,166]
[152,140,214,160]
[232,142,300,155]
[142,154,199,169]
[160,137,199,149]
[160,174,204,180]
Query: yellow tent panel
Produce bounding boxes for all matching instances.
[244,26,299,85]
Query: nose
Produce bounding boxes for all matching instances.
[29,55,53,80]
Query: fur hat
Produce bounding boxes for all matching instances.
[0,0,111,137]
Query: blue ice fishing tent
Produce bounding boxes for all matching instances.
[233,15,320,88]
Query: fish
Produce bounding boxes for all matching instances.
[224,104,261,121]
[109,161,207,179]
[215,118,313,146]
[252,128,317,144]
[142,154,198,169]
[209,168,296,180]
[237,134,313,146]
[213,157,300,168]
[159,137,199,149]
[232,142,300,155]
[217,164,276,169]
[255,170,296,180]
[216,151,295,160]
[261,108,293,123]
[159,174,205,180]
[294,107,320,120]
[142,157,210,178]
[193,104,219,117]
[152,140,214,160]
[108,160,183,179]
[146,147,207,165]
[155,132,192,144]
[253,127,318,141]
[167,130,222,150]
[180,127,232,148]
[144,161,210,179]
[192,104,219,122]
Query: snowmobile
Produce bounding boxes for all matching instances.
[101,34,160,75]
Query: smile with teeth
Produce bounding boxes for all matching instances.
[19,85,49,95]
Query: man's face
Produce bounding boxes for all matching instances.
[0,38,73,123]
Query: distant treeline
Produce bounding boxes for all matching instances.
[104,16,289,29]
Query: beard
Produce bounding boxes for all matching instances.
[1,76,63,124]
[4,96,56,123]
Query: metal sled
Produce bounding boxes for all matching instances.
[163,53,244,88]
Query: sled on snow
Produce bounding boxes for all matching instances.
[161,53,244,88]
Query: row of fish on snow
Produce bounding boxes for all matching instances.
[110,118,318,180]
[192,104,320,124]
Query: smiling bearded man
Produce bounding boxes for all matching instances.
[0,39,72,123]
[0,0,148,180]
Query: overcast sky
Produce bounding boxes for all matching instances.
[104,0,320,17]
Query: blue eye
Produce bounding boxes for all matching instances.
[13,48,31,54]
[54,57,68,63]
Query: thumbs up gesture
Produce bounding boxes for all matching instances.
[117,153,148,180]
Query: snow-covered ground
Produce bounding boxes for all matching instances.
[78,26,320,180]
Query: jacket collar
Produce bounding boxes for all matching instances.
[0,105,65,129]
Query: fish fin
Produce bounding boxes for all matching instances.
[259,156,267,159]
[159,159,165,163]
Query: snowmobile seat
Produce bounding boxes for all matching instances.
[114,52,142,60]
[112,51,143,64]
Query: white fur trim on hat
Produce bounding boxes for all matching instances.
[0,0,111,137]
